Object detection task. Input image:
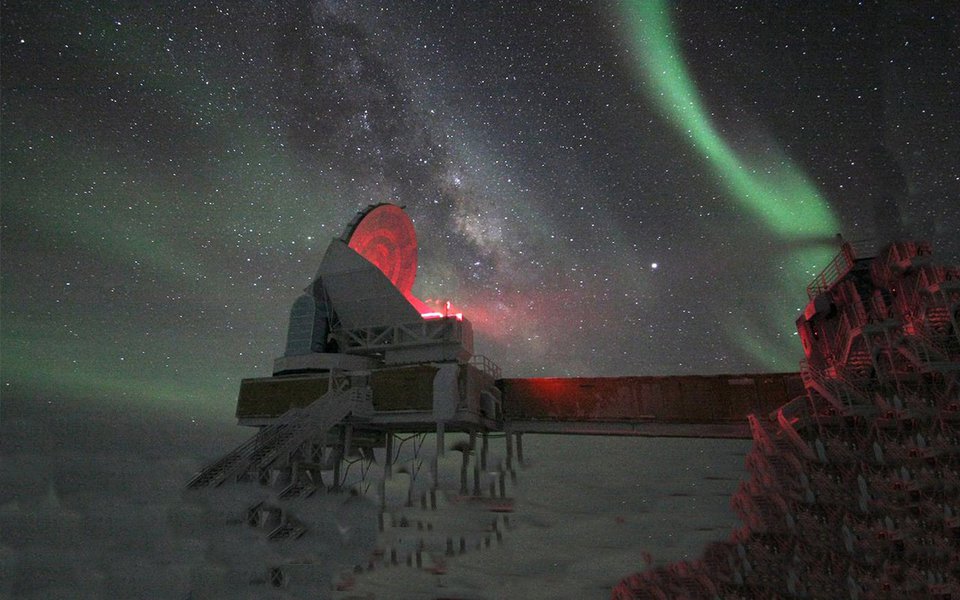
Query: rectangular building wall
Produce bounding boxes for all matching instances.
[499,373,801,423]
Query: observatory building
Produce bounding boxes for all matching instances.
[190,204,800,497]
[240,203,503,435]
[187,204,959,596]
[190,204,504,498]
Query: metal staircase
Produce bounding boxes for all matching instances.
[267,519,308,541]
[244,500,308,541]
[799,361,871,414]
[279,478,320,500]
[188,386,363,489]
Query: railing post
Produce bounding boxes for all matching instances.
[471,431,481,496]
[841,241,855,268]
[480,432,488,471]
[384,433,394,478]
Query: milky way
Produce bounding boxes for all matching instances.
[2,1,958,419]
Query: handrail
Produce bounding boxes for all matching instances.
[806,240,878,299]
[824,299,871,366]
[869,293,890,321]
[468,354,502,380]
[337,317,465,351]
[257,388,355,470]
[903,323,951,365]
[852,296,868,325]
[834,311,852,363]
[800,359,872,410]
[807,248,854,299]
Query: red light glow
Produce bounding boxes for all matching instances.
[347,204,418,298]
[421,311,464,321]
[346,205,466,322]
[420,297,464,320]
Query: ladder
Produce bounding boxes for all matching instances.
[188,387,361,489]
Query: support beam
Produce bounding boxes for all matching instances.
[516,432,524,466]
[384,432,394,478]
[433,423,444,497]
[480,432,489,471]
[436,422,445,458]
[343,424,353,464]
[332,445,341,492]
[380,433,392,509]
[471,431,481,496]
[333,424,353,492]
[458,446,468,496]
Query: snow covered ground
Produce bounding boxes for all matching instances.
[1,396,751,599]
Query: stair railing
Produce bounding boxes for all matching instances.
[801,359,872,412]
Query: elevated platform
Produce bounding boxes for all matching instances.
[499,373,802,438]
[235,370,802,439]
[504,419,753,438]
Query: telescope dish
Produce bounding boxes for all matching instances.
[342,204,418,299]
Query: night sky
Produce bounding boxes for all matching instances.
[3,1,958,421]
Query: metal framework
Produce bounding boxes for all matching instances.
[335,316,469,353]
[613,240,960,599]
[189,202,960,595]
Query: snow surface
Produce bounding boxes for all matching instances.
[1,396,750,599]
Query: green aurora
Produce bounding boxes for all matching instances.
[619,0,842,368]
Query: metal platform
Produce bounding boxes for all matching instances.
[235,370,802,438]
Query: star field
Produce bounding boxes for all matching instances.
[2,1,958,419]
